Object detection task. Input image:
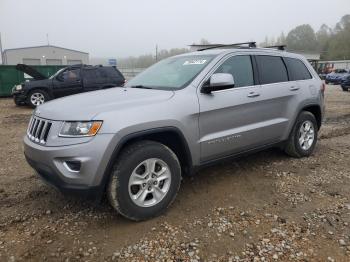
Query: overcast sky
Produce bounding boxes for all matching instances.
[0,0,349,58]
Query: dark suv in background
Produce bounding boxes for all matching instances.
[12,64,125,107]
[341,73,350,91]
[325,69,349,85]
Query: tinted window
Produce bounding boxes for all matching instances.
[96,68,109,78]
[285,58,312,81]
[214,55,254,87]
[256,56,288,84]
[104,67,124,79]
[83,69,98,81]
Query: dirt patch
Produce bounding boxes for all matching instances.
[0,87,350,261]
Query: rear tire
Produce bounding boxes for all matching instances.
[27,89,50,108]
[107,140,181,221]
[284,111,318,158]
[342,86,349,92]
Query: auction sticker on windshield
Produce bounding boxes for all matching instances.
[183,59,207,65]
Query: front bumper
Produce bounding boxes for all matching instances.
[12,88,27,104]
[24,133,116,199]
[341,81,350,87]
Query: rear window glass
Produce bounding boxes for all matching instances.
[103,67,124,79]
[255,56,288,84]
[284,58,312,81]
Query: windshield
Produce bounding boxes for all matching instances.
[49,68,66,79]
[125,55,215,90]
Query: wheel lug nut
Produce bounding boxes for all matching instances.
[148,186,152,191]
[142,183,146,187]
[153,181,157,185]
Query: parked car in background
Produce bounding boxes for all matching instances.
[24,45,325,221]
[325,69,349,85]
[12,64,125,107]
[341,73,350,91]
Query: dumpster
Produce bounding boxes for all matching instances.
[0,65,65,97]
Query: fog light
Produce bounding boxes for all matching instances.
[64,160,81,172]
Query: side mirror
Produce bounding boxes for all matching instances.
[201,73,235,94]
[56,74,64,82]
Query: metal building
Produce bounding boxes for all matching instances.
[2,45,89,65]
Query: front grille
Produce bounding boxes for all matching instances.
[27,116,52,144]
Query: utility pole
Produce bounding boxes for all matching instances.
[46,33,50,45]
[0,32,3,64]
[155,44,158,62]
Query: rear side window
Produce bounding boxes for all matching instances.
[104,67,124,79]
[214,55,254,87]
[284,58,312,81]
[97,68,109,78]
[255,56,288,84]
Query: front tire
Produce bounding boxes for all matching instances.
[284,111,318,158]
[342,86,349,92]
[27,89,50,108]
[107,140,181,221]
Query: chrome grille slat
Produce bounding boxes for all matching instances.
[39,121,48,142]
[27,116,52,145]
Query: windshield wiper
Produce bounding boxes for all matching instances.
[130,85,153,89]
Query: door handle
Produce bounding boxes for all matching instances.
[290,86,300,91]
[247,91,260,98]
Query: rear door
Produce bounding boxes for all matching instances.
[52,68,83,97]
[284,57,314,91]
[198,54,266,162]
[254,55,298,142]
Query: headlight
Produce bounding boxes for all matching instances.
[15,85,22,91]
[59,121,103,137]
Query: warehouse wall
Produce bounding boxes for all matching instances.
[3,46,89,65]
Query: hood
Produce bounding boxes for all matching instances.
[16,64,47,80]
[35,87,175,120]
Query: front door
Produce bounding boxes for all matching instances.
[198,55,266,163]
[52,68,83,98]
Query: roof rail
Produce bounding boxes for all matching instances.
[264,45,286,51]
[192,42,257,51]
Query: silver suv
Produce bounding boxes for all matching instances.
[24,44,325,221]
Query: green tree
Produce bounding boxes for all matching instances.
[327,15,350,60]
[286,24,317,51]
[276,32,286,45]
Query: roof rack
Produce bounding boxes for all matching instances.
[192,42,257,51]
[264,45,286,51]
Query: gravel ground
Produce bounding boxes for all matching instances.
[0,85,350,262]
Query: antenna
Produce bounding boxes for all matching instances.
[0,32,3,64]
[46,33,50,45]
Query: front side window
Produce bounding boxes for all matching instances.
[126,55,215,90]
[214,55,254,88]
[284,57,312,81]
[62,69,81,81]
[256,56,288,84]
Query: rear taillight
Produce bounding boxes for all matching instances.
[122,79,127,87]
